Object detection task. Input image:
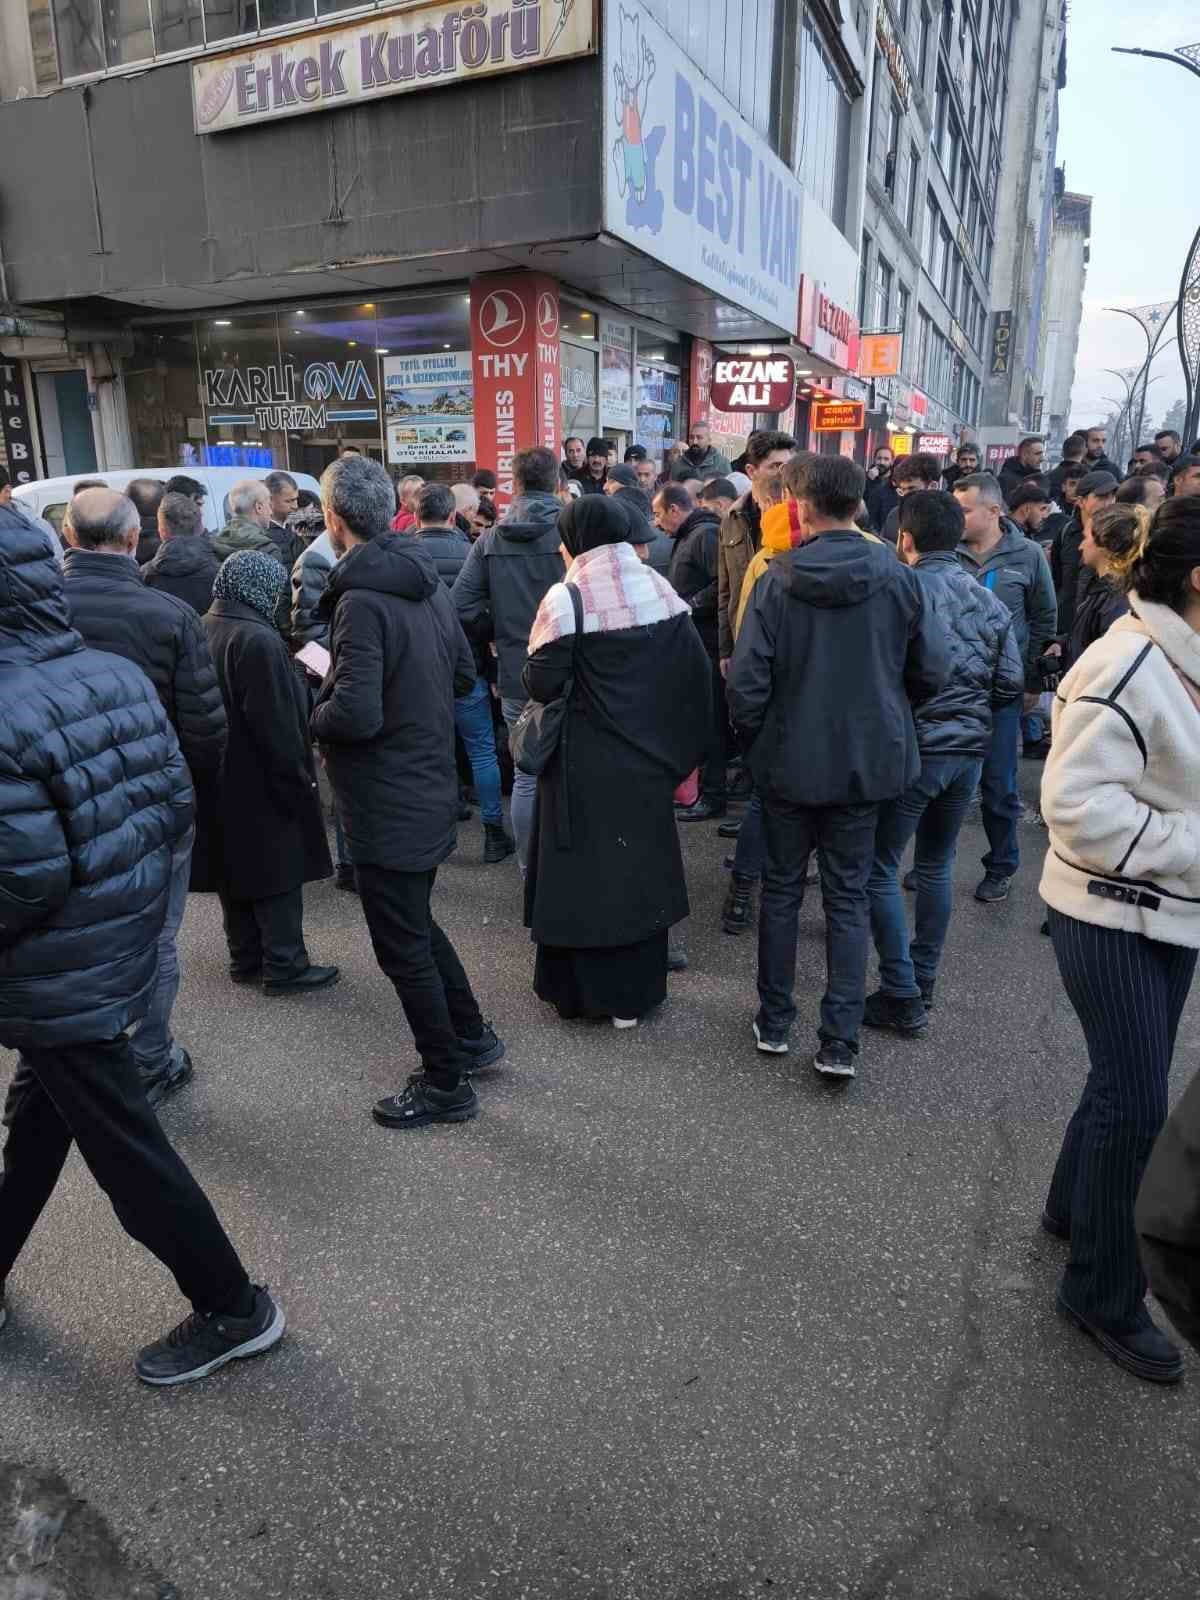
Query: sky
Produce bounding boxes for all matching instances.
[1054,2,1198,434]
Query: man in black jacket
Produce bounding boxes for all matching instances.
[452,447,566,871]
[1082,426,1123,481]
[665,482,727,817]
[865,492,1024,1031]
[141,491,220,614]
[413,482,513,864]
[996,436,1047,503]
[63,487,227,1105]
[863,447,898,532]
[728,454,949,1079]
[941,442,979,493]
[126,477,164,565]
[313,456,500,1131]
[0,501,281,1386]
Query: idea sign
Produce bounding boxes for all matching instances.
[710,352,796,413]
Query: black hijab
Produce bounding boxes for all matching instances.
[559,494,633,558]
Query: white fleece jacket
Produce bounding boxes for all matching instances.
[1039,594,1200,948]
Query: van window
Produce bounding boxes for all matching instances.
[43,503,69,535]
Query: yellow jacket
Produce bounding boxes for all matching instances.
[732,501,882,639]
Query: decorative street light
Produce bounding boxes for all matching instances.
[1112,44,1200,442]
[1105,302,1178,446]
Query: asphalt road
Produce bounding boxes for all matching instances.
[2,783,1199,1600]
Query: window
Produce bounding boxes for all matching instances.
[883,96,901,198]
[917,311,932,384]
[924,191,939,267]
[873,254,894,331]
[858,233,872,325]
[918,7,931,83]
[794,12,854,232]
[938,222,953,296]
[896,284,911,367]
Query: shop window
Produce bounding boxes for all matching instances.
[152,0,204,53]
[196,312,289,471]
[125,325,203,469]
[52,0,104,75]
[259,0,316,28]
[99,0,152,66]
[202,0,258,44]
[561,344,599,444]
[634,365,679,463]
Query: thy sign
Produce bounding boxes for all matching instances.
[710,353,795,413]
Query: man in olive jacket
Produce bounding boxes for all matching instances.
[313,455,501,1133]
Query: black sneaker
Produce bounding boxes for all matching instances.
[263,964,341,996]
[135,1286,284,1387]
[863,991,928,1035]
[975,873,1011,904]
[483,823,516,864]
[372,1077,479,1129]
[813,1040,857,1079]
[143,1048,195,1109]
[1056,1293,1183,1384]
[459,1023,506,1075]
[722,875,757,936]
[716,818,742,839]
[753,1019,789,1055]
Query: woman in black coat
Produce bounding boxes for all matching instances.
[204,551,338,995]
[523,497,711,1026]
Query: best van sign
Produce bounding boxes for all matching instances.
[192,0,594,133]
[710,353,795,413]
[603,0,802,334]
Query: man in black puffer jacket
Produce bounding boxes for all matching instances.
[313,456,500,1133]
[865,491,1024,1031]
[410,482,514,864]
[452,447,566,871]
[141,491,220,614]
[0,501,281,1386]
[63,488,227,1105]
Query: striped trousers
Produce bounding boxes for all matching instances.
[1047,909,1197,1330]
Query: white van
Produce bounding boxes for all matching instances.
[12,465,322,537]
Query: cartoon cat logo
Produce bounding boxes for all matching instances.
[611,6,664,232]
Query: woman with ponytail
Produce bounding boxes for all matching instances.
[1062,502,1147,668]
[1039,494,1200,1383]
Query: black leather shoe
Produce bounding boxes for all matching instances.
[1056,1293,1183,1383]
[263,964,340,996]
[675,798,727,821]
[717,818,742,838]
[229,967,262,986]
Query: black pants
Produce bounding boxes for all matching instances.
[699,654,730,806]
[1047,909,1197,1330]
[757,797,879,1046]
[355,865,483,1091]
[0,1034,249,1313]
[219,885,308,983]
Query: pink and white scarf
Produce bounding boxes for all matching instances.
[528,540,690,654]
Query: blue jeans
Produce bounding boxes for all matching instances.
[130,825,194,1079]
[454,676,503,826]
[757,797,878,1047]
[732,789,765,879]
[980,697,1022,878]
[868,754,983,999]
[501,695,538,871]
[1021,708,1046,746]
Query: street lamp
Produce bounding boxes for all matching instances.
[1105,302,1177,446]
[1112,44,1200,442]
[1103,368,1138,465]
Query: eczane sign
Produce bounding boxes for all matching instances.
[710,353,796,412]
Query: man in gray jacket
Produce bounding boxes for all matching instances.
[953,472,1057,902]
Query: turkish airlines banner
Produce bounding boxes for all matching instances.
[469,273,561,512]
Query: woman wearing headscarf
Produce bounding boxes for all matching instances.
[523,496,711,1026]
[204,551,338,995]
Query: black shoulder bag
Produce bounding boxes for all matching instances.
[510,583,584,777]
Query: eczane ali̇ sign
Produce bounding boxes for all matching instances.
[193,0,595,134]
[710,353,796,413]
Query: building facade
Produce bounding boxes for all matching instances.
[1039,187,1091,452]
[979,0,1066,451]
[0,0,880,496]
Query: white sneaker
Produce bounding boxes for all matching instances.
[753,1020,789,1054]
[612,1017,638,1029]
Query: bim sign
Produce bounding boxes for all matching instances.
[710,353,796,413]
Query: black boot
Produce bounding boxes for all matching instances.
[721,874,757,936]
[483,822,516,864]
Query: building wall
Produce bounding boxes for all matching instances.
[981,0,1065,437]
[1041,191,1090,446]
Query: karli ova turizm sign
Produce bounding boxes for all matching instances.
[710,352,796,413]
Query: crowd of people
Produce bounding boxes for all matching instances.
[1,414,1200,1391]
